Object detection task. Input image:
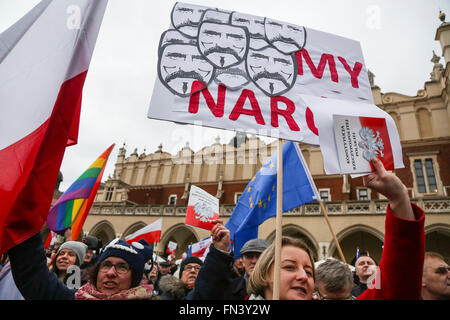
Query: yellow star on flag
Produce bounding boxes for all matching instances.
[258,200,262,207]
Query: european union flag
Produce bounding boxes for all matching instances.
[226,141,319,258]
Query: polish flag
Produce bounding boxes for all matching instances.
[188,237,212,258]
[43,230,58,248]
[185,185,219,231]
[0,0,108,254]
[166,241,177,254]
[125,218,162,244]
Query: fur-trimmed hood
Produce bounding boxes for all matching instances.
[158,274,189,300]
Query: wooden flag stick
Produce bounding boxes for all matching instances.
[319,200,347,264]
[273,139,284,300]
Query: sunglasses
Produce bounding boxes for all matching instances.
[435,266,450,274]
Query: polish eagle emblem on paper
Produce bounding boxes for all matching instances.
[358,127,385,161]
[193,202,215,222]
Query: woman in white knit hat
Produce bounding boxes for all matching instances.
[50,241,87,285]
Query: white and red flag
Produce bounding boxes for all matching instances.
[0,0,108,254]
[166,241,177,254]
[125,218,162,245]
[43,231,58,248]
[187,237,212,258]
[185,185,219,231]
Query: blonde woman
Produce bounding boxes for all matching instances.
[247,158,425,300]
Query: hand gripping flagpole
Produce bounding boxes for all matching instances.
[273,139,284,300]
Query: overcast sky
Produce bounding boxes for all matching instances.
[1,0,449,191]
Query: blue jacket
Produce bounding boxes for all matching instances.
[8,232,76,300]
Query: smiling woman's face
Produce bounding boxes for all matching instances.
[264,245,315,300]
[55,249,77,272]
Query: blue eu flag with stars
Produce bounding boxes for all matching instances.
[226,141,319,258]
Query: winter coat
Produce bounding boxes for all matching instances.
[190,245,248,300]
[356,203,425,300]
[191,203,425,300]
[351,282,368,298]
[8,232,155,300]
[8,233,76,300]
[158,274,191,300]
[0,262,24,300]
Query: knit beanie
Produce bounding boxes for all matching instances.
[98,238,153,284]
[179,256,203,278]
[57,241,88,266]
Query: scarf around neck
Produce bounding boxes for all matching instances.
[75,282,154,300]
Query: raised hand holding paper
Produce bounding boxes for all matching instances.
[185,185,219,231]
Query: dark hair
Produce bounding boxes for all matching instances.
[89,263,141,288]
[51,253,80,283]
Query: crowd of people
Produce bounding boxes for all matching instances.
[0,158,448,300]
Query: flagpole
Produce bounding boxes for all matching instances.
[319,200,347,264]
[273,138,284,300]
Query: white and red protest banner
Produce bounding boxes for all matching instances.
[148,3,384,142]
[332,115,394,174]
[125,218,162,244]
[185,185,219,231]
[147,3,403,174]
[166,241,178,254]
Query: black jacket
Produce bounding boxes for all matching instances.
[190,245,247,300]
[8,232,76,300]
[351,282,368,298]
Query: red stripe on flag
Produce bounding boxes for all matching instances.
[0,71,87,254]
[44,231,53,248]
[126,230,162,245]
[359,117,394,171]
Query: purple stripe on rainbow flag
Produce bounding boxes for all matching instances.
[52,187,92,206]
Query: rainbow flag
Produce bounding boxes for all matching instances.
[46,144,114,236]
